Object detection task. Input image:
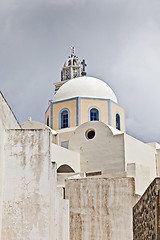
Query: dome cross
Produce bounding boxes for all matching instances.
[81,59,87,76]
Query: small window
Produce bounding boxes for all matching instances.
[59,108,70,129]
[47,116,49,127]
[61,111,68,128]
[116,113,121,130]
[61,141,69,149]
[85,129,96,140]
[90,108,99,121]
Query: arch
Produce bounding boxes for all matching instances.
[59,108,70,129]
[88,106,101,121]
[47,116,49,127]
[115,112,121,130]
[73,59,77,66]
[57,164,75,173]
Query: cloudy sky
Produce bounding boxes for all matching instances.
[1,0,160,143]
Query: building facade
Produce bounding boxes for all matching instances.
[0,48,160,239]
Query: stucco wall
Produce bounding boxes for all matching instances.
[69,122,125,174]
[110,101,125,132]
[1,129,69,240]
[2,130,51,239]
[127,163,151,196]
[50,143,80,172]
[124,134,157,195]
[52,99,77,130]
[80,99,108,125]
[56,188,69,239]
[0,92,21,239]
[0,92,20,130]
[65,177,139,240]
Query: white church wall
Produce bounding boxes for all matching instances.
[55,127,76,146]
[124,134,157,195]
[2,130,51,239]
[50,165,70,240]
[127,163,151,196]
[57,172,86,187]
[0,92,21,240]
[0,92,20,130]
[56,187,69,240]
[65,177,139,240]
[50,143,80,172]
[1,129,69,240]
[68,122,125,175]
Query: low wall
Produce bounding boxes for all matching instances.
[66,177,139,240]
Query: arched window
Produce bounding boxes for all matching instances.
[90,108,99,121]
[116,113,121,130]
[61,110,69,128]
[47,116,49,127]
[57,164,75,173]
[59,108,70,129]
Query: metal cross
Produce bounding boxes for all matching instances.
[81,59,87,76]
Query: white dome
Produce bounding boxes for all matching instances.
[53,76,118,103]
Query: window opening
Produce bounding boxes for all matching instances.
[61,141,69,149]
[61,110,69,128]
[90,108,99,121]
[116,113,121,130]
[57,164,74,173]
[47,116,49,127]
[85,129,96,140]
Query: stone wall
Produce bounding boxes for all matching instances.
[65,177,139,240]
[133,178,160,240]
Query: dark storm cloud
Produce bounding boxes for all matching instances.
[1,0,160,142]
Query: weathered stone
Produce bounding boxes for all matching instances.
[66,177,139,240]
[133,178,160,240]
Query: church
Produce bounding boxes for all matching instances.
[0,47,159,239]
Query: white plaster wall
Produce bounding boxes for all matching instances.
[57,172,85,187]
[0,92,20,130]
[2,130,69,240]
[55,128,76,146]
[2,130,51,240]
[65,177,139,240]
[0,92,21,240]
[127,163,150,195]
[68,122,125,174]
[124,134,157,194]
[50,165,70,240]
[50,143,80,172]
[56,188,69,240]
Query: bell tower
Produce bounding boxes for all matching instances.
[54,46,87,93]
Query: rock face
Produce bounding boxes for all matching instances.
[133,178,160,240]
[65,177,139,240]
